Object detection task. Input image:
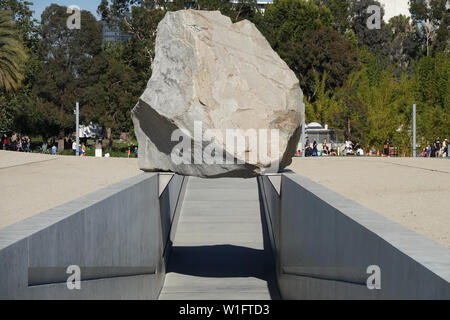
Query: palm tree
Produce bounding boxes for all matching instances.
[0,10,27,91]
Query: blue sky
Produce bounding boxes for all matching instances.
[31,0,101,21]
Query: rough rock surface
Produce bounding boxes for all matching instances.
[132,10,304,178]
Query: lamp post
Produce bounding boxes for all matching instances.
[301,118,306,157]
[76,102,79,156]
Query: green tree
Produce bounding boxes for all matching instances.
[0,10,27,92]
[283,26,359,102]
[411,52,450,145]
[81,42,146,139]
[410,0,449,56]
[0,1,37,133]
[349,0,391,54]
[314,0,351,33]
[98,1,167,70]
[0,0,38,47]
[386,15,418,73]
[262,0,332,51]
[33,4,102,141]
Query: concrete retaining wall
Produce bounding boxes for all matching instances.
[0,173,187,299]
[258,173,450,299]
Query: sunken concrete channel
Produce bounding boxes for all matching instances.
[259,173,450,299]
[0,173,187,299]
[0,172,449,299]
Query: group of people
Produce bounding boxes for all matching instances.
[2,135,31,152]
[344,138,364,156]
[71,140,86,156]
[301,138,337,157]
[127,147,138,158]
[420,137,449,158]
[345,139,365,156]
[40,138,60,155]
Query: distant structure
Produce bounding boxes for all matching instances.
[298,122,338,154]
[255,0,273,12]
[303,122,336,143]
[78,123,103,139]
[230,0,273,12]
[101,20,132,44]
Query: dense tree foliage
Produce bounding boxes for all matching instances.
[410,0,449,56]
[283,26,359,102]
[1,0,449,154]
[0,10,27,91]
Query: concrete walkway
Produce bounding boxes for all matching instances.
[159,177,279,300]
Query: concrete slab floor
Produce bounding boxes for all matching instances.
[159,177,279,300]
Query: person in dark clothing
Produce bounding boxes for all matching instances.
[383,139,390,157]
[304,137,312,157]
[434,137,441,158]
[312,140,318,156]
[444,139,449,157]
[431,144,436,157]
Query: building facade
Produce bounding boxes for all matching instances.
[101,20,133,44]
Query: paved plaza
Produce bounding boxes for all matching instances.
[0,150,141,229]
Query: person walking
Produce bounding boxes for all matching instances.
[443,139,449,157]
[383,139,390,157]
[323,138,329,155]
[41,141,47,154]
[434,137,441,158]
[51,144,57,155]
[81,143,86,157]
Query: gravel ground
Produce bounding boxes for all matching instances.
[0,150,141,230]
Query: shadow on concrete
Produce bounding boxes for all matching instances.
[166,244,280,299]
[167,244,267,279]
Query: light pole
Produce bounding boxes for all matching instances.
[75,102,79,156]
[413,103,416,158]
[301,118,306,157]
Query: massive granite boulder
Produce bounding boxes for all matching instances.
[131,10,304,178]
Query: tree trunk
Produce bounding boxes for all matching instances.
[107,127,113,147]
[347,118,351,137]
[58,129,64,152]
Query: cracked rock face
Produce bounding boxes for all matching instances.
[131,10,304,178]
